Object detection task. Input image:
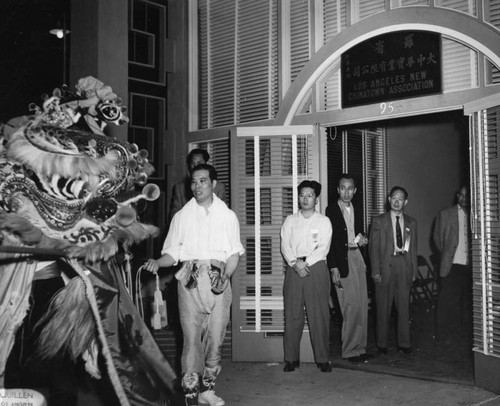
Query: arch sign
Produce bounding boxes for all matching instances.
[341,30,442,108]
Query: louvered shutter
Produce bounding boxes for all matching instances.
[484,0,500,28]
[435,0,477,15]
[363,128,390,228]
[390,0,430,7]
[442,37,478,92]
[326,126,389,233]
[237,0,279,123]
[322,0,347,44]
[231,125,320,362]
[290,0,311,83]
[468,105,500,357]
[464,95,500,392]
[351,0,386,23]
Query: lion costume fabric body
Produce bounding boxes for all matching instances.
[0,77,178,405]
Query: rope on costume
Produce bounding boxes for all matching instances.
[134,265,145,320]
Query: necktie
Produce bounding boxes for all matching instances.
[396,216,403,249]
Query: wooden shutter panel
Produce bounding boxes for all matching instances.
[435,0,477,15]
[290,0,311,83]
[233,126,315,333]
[442,37,478,92]
[469,105,500,356]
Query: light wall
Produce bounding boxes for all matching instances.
[388,111,468,263]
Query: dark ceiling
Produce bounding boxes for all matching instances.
[0,0,70,122]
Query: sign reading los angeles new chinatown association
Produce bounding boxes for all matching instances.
[341,31,442,108]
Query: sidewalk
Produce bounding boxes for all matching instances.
[216,361,500,406]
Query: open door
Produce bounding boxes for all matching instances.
[230,125,326,362]
[464,95,500,394]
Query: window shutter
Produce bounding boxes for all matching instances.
[469,106,500,357]
[198,1,209,129]
[390,0,430,7]
[322,0,347,44]
[326,126,389,232]
[237,0,279,123]
[435,0,477,16]
[484,0,500,28]
[290,0,311,83]
[233,126,315,333]
[351,0,386,23]
[442,37,478,92]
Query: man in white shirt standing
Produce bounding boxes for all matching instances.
[144,163,244,406]
[280,180,333,373]
[433,186,471,342]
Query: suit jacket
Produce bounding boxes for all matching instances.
[326,202,364,278]
[169,177,227,220]
[369,211,418,284]
[433,205,462,277]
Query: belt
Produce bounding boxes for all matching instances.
[392,251,406,256]
[297,256,307,261]
[348,246,358,251]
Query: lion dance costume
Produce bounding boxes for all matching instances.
[0,77,178,405]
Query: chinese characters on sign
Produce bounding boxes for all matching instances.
[341,31,442,108]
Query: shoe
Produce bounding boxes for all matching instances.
[377,346,388,355]
[199,390,225,406]
[345,356,362,363]
[317,362,332,372]
[359,353,374,362]
[398,347,412,355]
[283,360,300,372]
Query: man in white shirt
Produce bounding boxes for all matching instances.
[433,186,471,341]
[144,164,244,406]
[280,180,333,373]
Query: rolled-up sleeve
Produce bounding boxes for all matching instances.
[161,213,182,264]
[226,211,245,258]
[280,216,295,267]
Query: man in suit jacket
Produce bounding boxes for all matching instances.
[326,174,371,363]
[170,149,226,221]
[369,186,418,355]
[433,186,471,340]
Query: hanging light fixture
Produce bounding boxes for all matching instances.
[49,26,70,39]
[49,14,70,39]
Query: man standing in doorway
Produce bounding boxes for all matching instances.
[281,180,333,373]
[144,164,244,406]
[433,186,472,342]
[369,186,418,355]
[326,174,372,363]
[170,149,226,220]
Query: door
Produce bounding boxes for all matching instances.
[230,125,325,362]
[464,95,500,394]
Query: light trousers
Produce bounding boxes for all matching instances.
[178,265,232,376]
[335,249,368,358]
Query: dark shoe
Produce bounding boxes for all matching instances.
[398,347,412,355]
[345,356,362,363]
[316,362,332,372]
[283,361,300,372]
[359,353,374,362]
[377,346,388,355]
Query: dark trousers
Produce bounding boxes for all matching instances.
[437,264,472,340]
[375,255,411,349]
[283,261,331,363]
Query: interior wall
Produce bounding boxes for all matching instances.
[387,111,469,264]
